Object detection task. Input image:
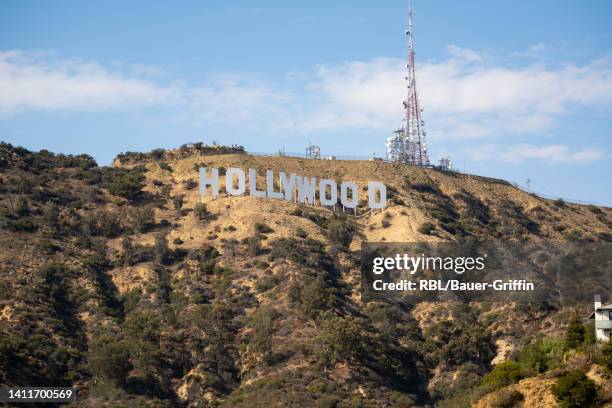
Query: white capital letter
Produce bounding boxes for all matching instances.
[368,181,386,209]
[199,167,219,198]
[340,181,358,208]
[225,167,246,196]
[319,179,337,206]
[266,170,284,200]
[280,172,296,201]
[249,168,266,198]
[297,176,316,204]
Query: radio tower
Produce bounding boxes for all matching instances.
[395,0,430,166]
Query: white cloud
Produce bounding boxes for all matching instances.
[466,144,606,164]
[1,47,612,164]
[304,47,612,139]
[0,50,178,113]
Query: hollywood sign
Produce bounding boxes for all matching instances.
[199,167,387,209]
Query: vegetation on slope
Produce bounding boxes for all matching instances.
[1,142,611,407]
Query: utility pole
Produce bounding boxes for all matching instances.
[526,179,532,193]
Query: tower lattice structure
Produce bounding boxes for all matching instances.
[387,0,430,166]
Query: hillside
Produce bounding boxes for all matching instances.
[0,142,611,407]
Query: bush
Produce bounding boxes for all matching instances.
[154,233,172,265]
[244,234,264,256]
[254,223,274,234]
[129,205,155,233]
[327,217,353,248]
[183,179,197,190]
[159,162,173,172]
[418,222,435,235]
[565,314,585,349]
[173,195,184,210]
[101,167,146,200]
[248,305,277,364]
[288,275,335,319]
[551,370,598,408]
[599,342,612,371]
[519,338,565,374]
[316,313,367,369]
[88,334,132,385]
[8,217,37,232]
[14,196,30,216]
[194,203,208,221]
[481,361,523,392]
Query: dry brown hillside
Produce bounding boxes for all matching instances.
[1,142,611,407]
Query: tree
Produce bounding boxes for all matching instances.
[327,217,353,248]
[172,195,184,210]
[129,205,155,233]
[122,311,161,372]
[121,236,136,266]
[480,361,523,392]
[600,342,612,371]
[565,314,585,350]
[194,203,208,221]
[249,306,277,364]
[88,335,132,385]
[418,222,435,235]
[583,321,596,346]
[102,167,145,200]
[42,201,60,233]
[14,196,29,217]
[316,313,366,369]
[552,370,598,408]
[154,233,171,265]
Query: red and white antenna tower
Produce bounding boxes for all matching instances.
[388,0,430,166]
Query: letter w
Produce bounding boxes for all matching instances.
[296,176,316,204]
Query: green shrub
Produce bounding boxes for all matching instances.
[154,233,172,265]
[159,162,173,172]
[88,334,132,385]
[101,167,146,200]
[288,275,335,319]
[129,205,155,233]
[418,222,435,235]
[599,342,612,371]
[14,196,30,216]
[255,274,280,293]
[248,305,277,364]
[583,322,596,346]
[327,217,353,247]
[519,339,565,374]
[244,233,264,256]
[551,370,598,408]
[172,195,184,210]
[183,179,197,190]
[255,222,274,234]
[8,217,37,232]
[316,313,367,369]
[565,314,585,349]
[481,361,523,392]
[194,203,208,221]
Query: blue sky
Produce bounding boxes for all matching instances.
[1,0,611,204]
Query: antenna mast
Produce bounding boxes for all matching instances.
[403,0,429,166]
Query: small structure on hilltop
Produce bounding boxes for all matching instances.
[306,143,321,159]
[439,156,453,171]
[588,294,612,342]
